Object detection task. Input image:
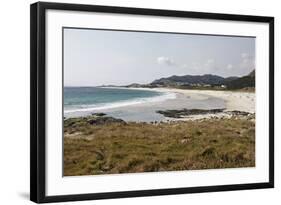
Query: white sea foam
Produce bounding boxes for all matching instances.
[64,91,176,114]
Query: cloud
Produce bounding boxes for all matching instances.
[241,53,250,59]
[206,59,214,64]
[227,64,233,70]
[186,59,217,74]
[157,56,176,66]
[204,59,215,68]
[157,57,217,72]
[181,64,188,69]
[156,57,242,77]
[155,53,254,77]
[240,53,255,69]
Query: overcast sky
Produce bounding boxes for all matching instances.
[64,28,255,86]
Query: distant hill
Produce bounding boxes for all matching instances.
[125,70,255,90]
[225,70,255,89]
[248,70,255,77]
[151,74,225,86]
[224,76,239,82]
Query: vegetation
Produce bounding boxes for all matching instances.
[125,69,255,91]
[225,75,255,90]
[151,74,226,86]
[156,108,225,118]
[64,116,255,176]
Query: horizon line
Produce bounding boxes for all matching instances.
[64,70,254,87]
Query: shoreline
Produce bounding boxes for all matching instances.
[64,87,255,122]
[149,88,255,121]
[64,88,255,175]
[64,87,176,116]
[151,88,255,113]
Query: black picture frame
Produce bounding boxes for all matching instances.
[30,1,274,203]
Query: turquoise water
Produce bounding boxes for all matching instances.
[64,87,169,113]
[64,87,225,122]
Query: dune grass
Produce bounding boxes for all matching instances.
[64,117,255,176]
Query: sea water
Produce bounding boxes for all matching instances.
[64,87,175,114]
[64,87,225,122]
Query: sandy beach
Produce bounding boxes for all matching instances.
[153,88,255,113]
[65,87,255,122]
[146,88,255,121]
[64,88,256,175]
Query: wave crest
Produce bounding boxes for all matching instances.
[64,92,176,114]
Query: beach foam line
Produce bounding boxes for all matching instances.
[64,92,177,114]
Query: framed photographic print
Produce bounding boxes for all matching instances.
[30,2,274,203]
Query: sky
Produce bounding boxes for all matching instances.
[64,28,255,86]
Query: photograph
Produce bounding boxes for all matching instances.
[29,1,274,203]
[63,28,256,176]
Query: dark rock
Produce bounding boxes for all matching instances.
[227,110,250,116]
[91,112,107,117]
[156,108,225,118]
[87,116,125,125]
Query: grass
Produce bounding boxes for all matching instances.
[64,117,255,176]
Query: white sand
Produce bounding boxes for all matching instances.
[152,88,255,114]
[65,87,255,122]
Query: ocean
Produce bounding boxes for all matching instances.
[64,87,225,122]
[64,87,175,114]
